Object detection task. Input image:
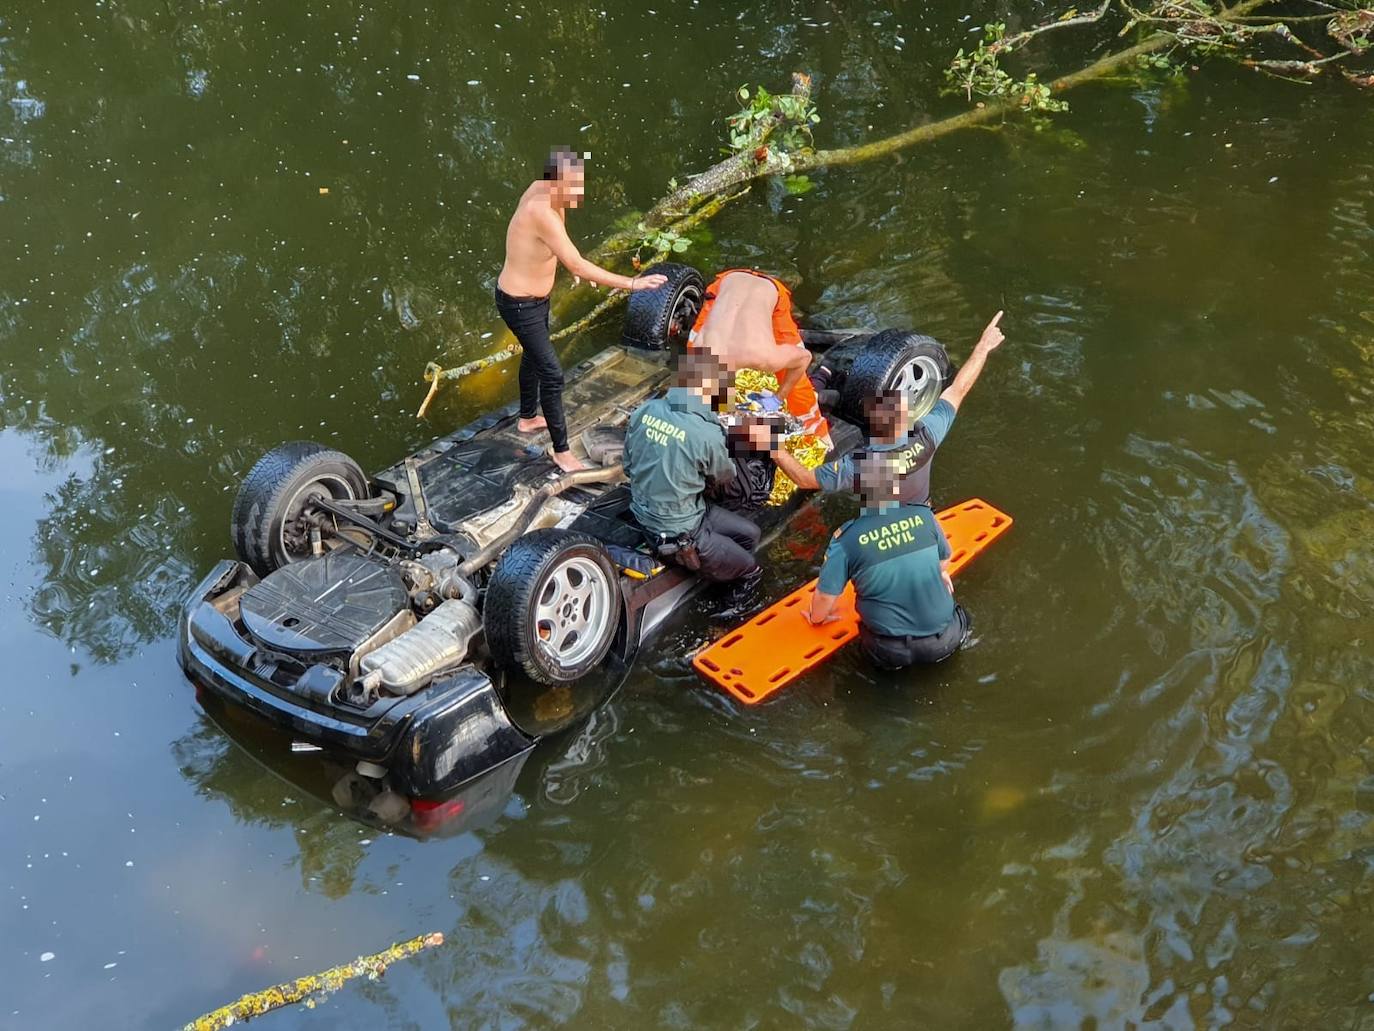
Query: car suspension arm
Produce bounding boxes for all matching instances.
[309,497,419,553]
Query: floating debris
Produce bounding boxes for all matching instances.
[183,932,444,1031]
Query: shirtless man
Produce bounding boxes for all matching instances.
[689,269,829,444]
[497,148,667,473]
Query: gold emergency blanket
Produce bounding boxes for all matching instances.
[733,368,827,506]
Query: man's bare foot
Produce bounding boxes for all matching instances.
[551,449,586,473]
[517,415,548,433]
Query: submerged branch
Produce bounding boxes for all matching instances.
[184,932,444,1031]
[1244,47,1360,78]
[591,73,814,256]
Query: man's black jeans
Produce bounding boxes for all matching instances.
[859,604,971,670]
[494,286,569,453]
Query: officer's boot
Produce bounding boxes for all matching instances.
[713,565,764,624]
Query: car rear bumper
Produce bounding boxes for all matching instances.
[178,560,534,798]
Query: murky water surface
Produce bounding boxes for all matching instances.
[3,2,1373,1027]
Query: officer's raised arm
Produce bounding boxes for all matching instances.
[940,311,1005,412]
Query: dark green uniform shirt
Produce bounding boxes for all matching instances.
[625,387,734,535]
[814,399,956,506]
[817,502,954,638]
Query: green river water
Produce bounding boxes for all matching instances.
[3,1,1373,1028]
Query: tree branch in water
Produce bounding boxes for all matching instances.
[183,932,444,1031]
[418,0,1369,413]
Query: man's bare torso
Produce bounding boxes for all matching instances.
[694,271,787,373]
[498,182,561,298]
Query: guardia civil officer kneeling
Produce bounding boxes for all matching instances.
[624,349,763,588]
[807,453,970,669]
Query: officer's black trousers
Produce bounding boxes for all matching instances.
[859,605,971,670]
[693,504,761,583]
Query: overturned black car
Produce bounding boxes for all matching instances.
[179,264,952,817]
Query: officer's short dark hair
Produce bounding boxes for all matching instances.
[543,147,583,180]
[865,389,906,439]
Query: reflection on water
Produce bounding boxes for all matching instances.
[3,0,1374,1027]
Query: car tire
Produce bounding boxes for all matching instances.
[230,441,370,577]
[621,262,706,351]
[485,529,622,685]
[838,330,952,432]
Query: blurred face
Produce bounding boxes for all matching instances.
[869,392,909,438]
[859,452,903,509]
[555,164,585,208]
[727,416,779,453]
[742,420,775,452]
[702,370,734,408]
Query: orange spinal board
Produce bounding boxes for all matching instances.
[692,498,1013,704]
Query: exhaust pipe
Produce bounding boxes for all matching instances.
[456,463,624,577]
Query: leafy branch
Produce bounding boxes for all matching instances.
[725,84,821,166]
[631,222,692,269]
[944,23,1070,113]
[1117,0,1373,81]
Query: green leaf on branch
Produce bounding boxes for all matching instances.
[726,83,821,159]
[944,23,1014,102]
[783,175,814,195]
[944,22,1069,115]
[635,224,694,260]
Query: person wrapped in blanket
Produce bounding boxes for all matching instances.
[706,412,782,514]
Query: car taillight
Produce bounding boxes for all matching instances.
[410,797,466,831]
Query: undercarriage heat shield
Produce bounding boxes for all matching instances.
[240,553,408,658]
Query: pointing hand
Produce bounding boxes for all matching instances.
[978,310,1005,352]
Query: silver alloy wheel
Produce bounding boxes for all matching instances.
[278,472,358,557]
[533,555,614,670]
[891,353,945,421]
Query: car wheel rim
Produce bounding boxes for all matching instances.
[666,284,703,348]
[533,555,612,670]
[890,354,944,422]
[278,473,357,559]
